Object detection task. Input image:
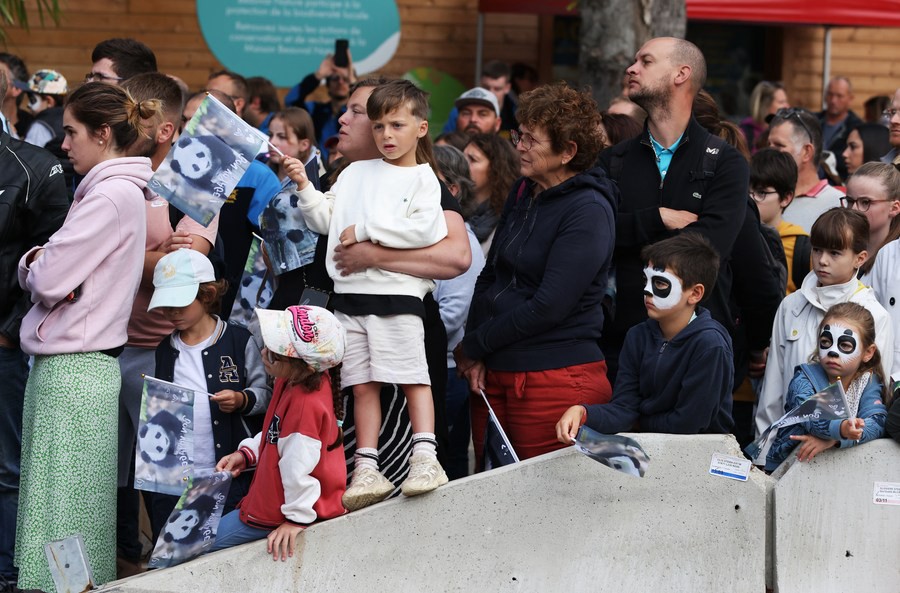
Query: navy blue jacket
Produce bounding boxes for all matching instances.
[583,307,734,434]
[463,167,617,372]
[597,118,748,339]
[154,320,271,463]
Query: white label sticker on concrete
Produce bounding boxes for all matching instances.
[873,481,900,505]
[709,453,751,481]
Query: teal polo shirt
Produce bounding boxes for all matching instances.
[650,132,683,180]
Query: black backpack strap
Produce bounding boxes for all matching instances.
[792,234,812,289]
[690,134,727,192]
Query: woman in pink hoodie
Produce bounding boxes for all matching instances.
[14,82,160,591]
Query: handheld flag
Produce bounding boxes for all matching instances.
[134,376,198,495]
[481,390,519,470]
[149,470,232,568]
[573,426,650,477]
[148,93,268,227]
[228,233,274,328]
[745,380,849,461]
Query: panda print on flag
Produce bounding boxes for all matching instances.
[135,376,197,496]
[149,470,232,568]
[148,93,268,227]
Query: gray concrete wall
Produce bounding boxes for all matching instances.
[102,434,770,593]
[773,439,900,593]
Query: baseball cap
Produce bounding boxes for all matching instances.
[255,306,346,372]
[455,87,500,116]
[17,69,68,96]
[148,249,216,310]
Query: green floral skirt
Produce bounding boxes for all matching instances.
[15,352,120,591]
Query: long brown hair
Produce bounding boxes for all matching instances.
[275,356,345,450]
[65,82,161,151]
[464,133,519,217]
[271,107,316,162]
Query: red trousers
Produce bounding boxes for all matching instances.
[471,360,612,470]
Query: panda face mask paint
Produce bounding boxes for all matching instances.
[643,266,683,310]
[818,323,861,365]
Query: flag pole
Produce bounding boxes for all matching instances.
[202,91,284,157]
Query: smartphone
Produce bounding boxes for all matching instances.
[334,39,349,68]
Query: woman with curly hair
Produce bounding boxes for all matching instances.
[462,133,519,253]
[455,83,617,467]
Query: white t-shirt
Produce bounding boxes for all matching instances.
[173,331,217,471]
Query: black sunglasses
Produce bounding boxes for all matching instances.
[773,107,815,144]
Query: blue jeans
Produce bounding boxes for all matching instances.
[210,510,270,552]
[0,345,29,582]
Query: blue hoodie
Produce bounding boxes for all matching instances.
[583,307,734,434]
[463,167,617,372]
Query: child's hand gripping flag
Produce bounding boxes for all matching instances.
[745,380,849,461]
[572,425,650,477]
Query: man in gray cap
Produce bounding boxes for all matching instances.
[454,87,501,135]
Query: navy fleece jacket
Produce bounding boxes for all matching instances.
[463,167,617,372]
[583,307,735,434]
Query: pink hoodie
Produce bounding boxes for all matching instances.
[18,157,152,355]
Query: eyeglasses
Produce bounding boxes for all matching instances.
[749,189,780,203]
[840,196,893,212]
[883,108,900,119]
[510,128,544,151]
[84,72,123,83]
[773,107,815,144]
[327,75,350,84]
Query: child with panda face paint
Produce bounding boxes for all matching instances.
[556,233,735,441]
[754,208,894,464]
[765,302,887,471]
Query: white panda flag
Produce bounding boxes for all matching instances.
[148,93,269,227]
[135,376,197,496]
[571,426,650,478]
[149,470,232,568]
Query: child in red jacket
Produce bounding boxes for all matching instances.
[213,305,347,560]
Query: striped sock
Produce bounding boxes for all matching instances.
[412,433,438,459]
[355,447,379,471]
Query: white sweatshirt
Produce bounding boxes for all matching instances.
[296,158,447,298]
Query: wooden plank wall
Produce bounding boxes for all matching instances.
[780,26,900,114]
[2,0,540,95]
[5,1,898,116]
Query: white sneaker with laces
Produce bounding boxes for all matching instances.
[400,453,448,497]
[342,467,394,511]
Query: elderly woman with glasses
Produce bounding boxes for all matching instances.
[454,83,617,468]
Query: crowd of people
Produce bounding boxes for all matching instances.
[1,33,899,592]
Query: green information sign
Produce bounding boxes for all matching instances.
[197,0,401,87]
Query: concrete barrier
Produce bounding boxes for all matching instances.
[102,434,769,593]
[772,438,900,593]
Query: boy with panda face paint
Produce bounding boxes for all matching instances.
[556,233,735,440]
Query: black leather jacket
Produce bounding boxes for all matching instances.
[0,131,69,343]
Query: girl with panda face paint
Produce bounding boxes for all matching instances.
[764,302,888,470]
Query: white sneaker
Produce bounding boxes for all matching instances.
[342,467,394,511]
[400,454,448,497]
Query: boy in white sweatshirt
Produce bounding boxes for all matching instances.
[283,79,448,510]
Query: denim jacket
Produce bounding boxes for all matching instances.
[766,362,886,471]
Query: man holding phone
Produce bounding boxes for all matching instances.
[284,39,354,160]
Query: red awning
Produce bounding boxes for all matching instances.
[478,0,900,27]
